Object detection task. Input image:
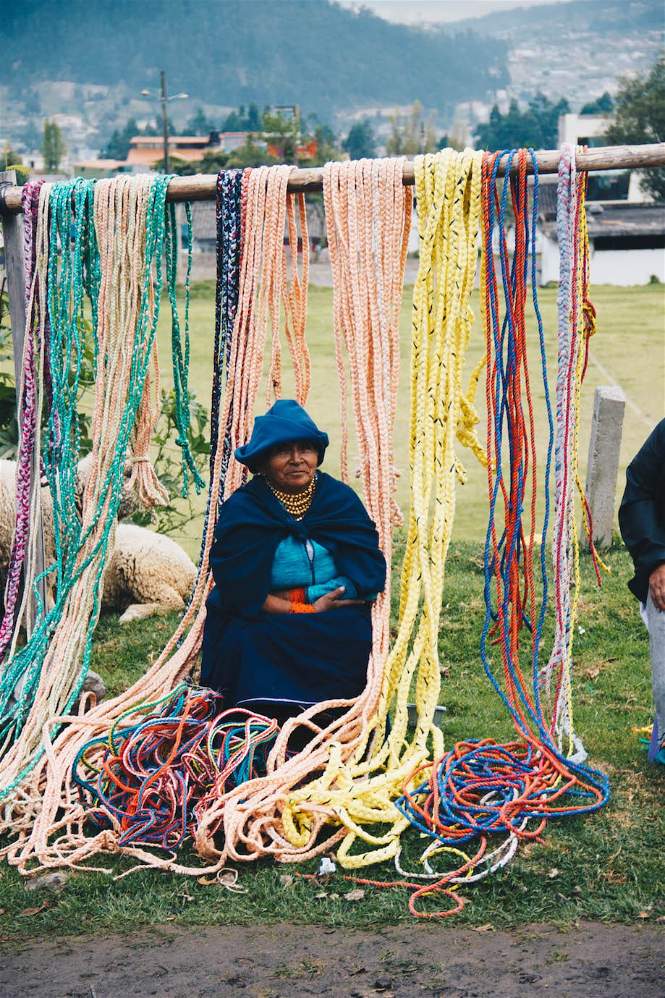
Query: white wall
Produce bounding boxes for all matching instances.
[558,113,609,147]
[540,233,560,285]
[590,247,665,286]
[539,234,665,286]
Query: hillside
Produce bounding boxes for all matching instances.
[451,0,663,37]
[445,0,664,114]
[1,0,507,116]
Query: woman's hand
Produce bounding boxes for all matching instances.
[312,586,365,613]
[649,563,665,611]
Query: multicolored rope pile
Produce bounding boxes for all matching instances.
[73,686,278,852]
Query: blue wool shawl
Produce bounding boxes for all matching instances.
[206,471,386,618]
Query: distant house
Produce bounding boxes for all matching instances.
[126,134,214,170]
[218,132,251,152]
[539,197,665,286]
[558,113,646,202]
[74,158,128,178]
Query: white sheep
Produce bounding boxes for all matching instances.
[0,459,196,625]
[105,522,197,624]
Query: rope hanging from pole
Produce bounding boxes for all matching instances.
[0,149,611,919]
[382,147,610,917]
[0,173,201,806]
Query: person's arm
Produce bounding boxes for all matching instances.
[619,420,665,607]
[262,594,292,614]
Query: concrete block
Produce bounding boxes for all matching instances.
[583,385,626,549]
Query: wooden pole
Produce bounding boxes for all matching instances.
[0,170,46,634]
[1,142,665,212]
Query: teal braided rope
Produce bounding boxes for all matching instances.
[165,200,204,496]
[0,176,179,801]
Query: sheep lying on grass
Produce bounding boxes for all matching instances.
[105,522,196,624]
[0,459,197,625]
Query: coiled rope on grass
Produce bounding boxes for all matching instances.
[73,686,279,855]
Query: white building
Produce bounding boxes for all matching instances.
[539,199,665,286]
[558,112,649,203]
[533,113,665,284]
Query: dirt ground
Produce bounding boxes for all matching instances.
[1,921,663,997]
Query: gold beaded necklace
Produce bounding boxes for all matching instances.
[266,472,317,520]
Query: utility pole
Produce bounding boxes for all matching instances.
[160,69,170,174]
[140,72,188,174]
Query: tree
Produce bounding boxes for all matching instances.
[246,103,261,131]
[261,110,300,162]
[41,119,66,171]
[222,103,262,132]
[343,120,376,160]
[186,107,211,135]
[474,93,569,151]
[581,91,614,115]
[311,123,340,166]
[605,55,665,201]
[226,135,277,169]
[140,117,162,137]
[386,102,438,157]
[101,118,139,160]
[1,145,30,182]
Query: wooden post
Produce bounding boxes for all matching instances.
[583,385,626,550]
[0,170,46,634]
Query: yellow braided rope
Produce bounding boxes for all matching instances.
[275,150,485,869]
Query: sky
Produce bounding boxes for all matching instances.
[336,0,570,24]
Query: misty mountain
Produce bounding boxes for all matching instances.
[2,0,508,116]
[450,0,663,38]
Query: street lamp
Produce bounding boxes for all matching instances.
[139,70,189,173]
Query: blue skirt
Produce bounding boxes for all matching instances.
[201,604,372,709]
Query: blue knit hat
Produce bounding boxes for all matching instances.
[234,399,329,473]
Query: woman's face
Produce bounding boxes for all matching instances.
[260,440,319,492]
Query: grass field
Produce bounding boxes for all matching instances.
[0,542,663,939]
[0,281,662,940]
[155,282,664,558]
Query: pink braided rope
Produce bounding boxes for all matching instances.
[0,182,45,659]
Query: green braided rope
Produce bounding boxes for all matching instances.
[0,176,202,801]
[166,200,204,496]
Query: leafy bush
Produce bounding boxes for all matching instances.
[0,282,209,534]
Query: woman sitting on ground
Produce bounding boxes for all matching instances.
[201,399,386,721]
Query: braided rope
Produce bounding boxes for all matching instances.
[0,165,316,879]
[0,176,205,864]
[386,148,608,918]
[0,181,46,657]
